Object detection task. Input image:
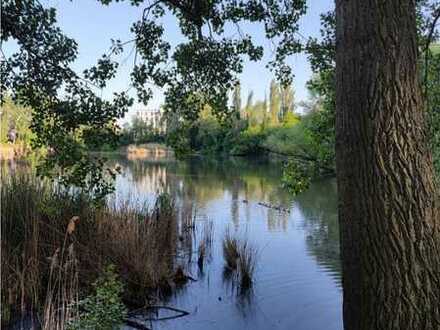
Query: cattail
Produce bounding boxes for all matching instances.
[67,216,79,235]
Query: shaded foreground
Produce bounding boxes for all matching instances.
[1,174,207,329]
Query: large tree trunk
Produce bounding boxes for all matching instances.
[335,1,440,329]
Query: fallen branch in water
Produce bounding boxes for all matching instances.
[129,305,190,321]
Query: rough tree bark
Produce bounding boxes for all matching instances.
[335,1,440,329]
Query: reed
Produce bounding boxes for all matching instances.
[222,231,258,289]
[222,230,240,271]
[1,174,181,328]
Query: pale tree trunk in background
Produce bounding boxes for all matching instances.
[335,0,440,329]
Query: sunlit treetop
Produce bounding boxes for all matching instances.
[100,0,308,118]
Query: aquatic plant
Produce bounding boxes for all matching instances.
[222,231,240,271]
[222,231,258,289]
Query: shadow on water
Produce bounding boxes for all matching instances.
[295,179,341,282]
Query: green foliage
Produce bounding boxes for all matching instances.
[165,102,248,156]
[2,0,133,196]
[282,111,300,127]
[281,160,311,195]
[120,114,165,146]
[231,126,267,155]
[0,96,33,144]
[247,100,267,127]
[69,265,126,330]
[240,80,295,128]
[5,0,438,196]
[3,0,309,194]
[274,10,335,193]
[166,127,192,157]
[262,124,309,155]
[280,83,295,121]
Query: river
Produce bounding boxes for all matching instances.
[111,155,342,330]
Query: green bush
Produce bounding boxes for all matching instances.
[281,160,312,195]
[69,265,126,330]
[231,128,267,155]
[262,124,312,155]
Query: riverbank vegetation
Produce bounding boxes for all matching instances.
[0,173,193,328]
[1,171,259,329]
[165,80,301,156]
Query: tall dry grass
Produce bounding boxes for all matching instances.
[1,174,182,328]
[42,233,79,330]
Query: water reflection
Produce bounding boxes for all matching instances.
[295,179,341,282]
[221,267,256,318]
[112,155,342,330]
[2,155,342,329]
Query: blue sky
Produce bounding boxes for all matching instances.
[41,0,333,120]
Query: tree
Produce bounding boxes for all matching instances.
[1,0,133,196]
[243,90,254,121]
[269,79,280,125]
[2,0,306,194]
[280,83,295,121]
[261,94,269,129]
[4,0,440,328]
[232,82,242,119]
[335,1,440,329]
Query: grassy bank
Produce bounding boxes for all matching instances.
[1,174,193,329]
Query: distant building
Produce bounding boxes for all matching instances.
[135,108,166,133]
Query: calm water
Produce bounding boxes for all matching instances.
[112,155,342,330]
